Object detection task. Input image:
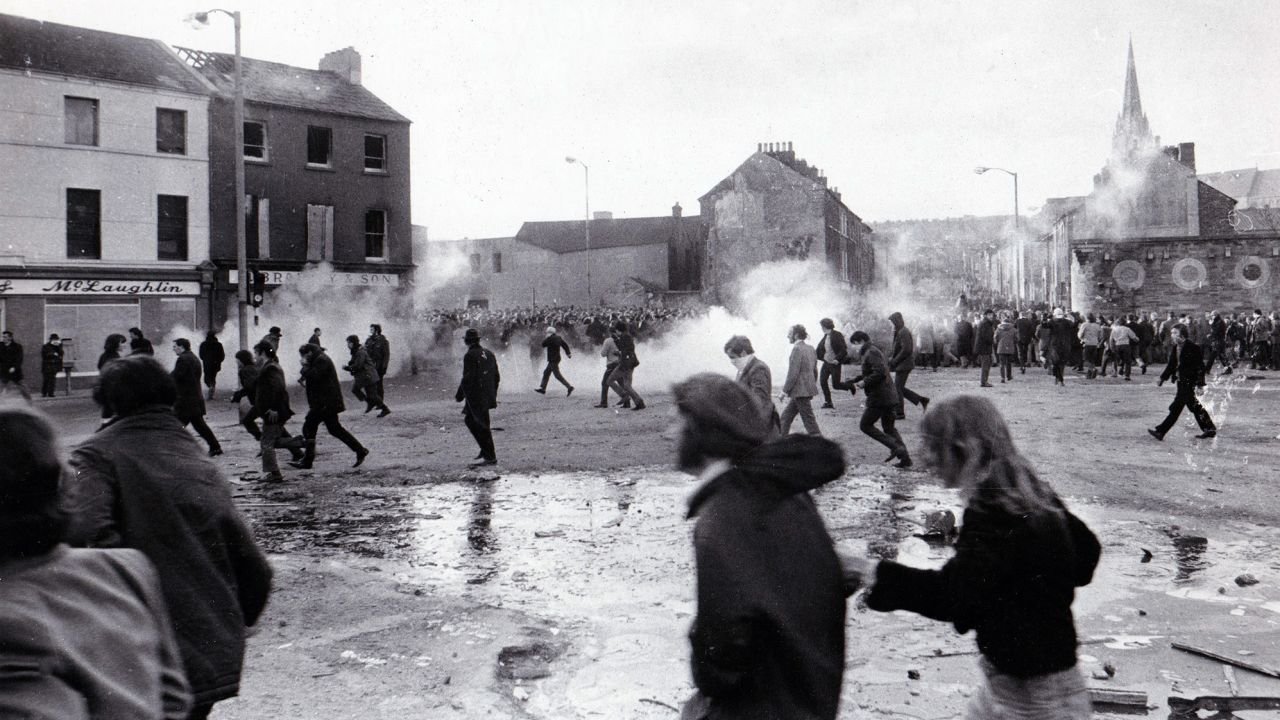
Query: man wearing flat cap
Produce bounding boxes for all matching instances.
[456,328,501,466]
[671,372,847,720]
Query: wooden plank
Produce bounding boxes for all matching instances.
[1088,687,1148,707]
[1223,665,1239,696]
[1171,641,1280,680]
[1168,695,1280,713]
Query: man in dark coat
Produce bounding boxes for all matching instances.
[815,318,847,409]
[887,312,929,417]
[252,341,303,482]
[535,326,574,396]
[456,328,501,466]
[365,324,390,401]
[724,334,779,434]
[0,329,28,399]
[198,331,225,400]
[846,330,911,467]
[40,333,64,397]
[292,343,369,469]
[606,320,645,410]
[170,338,222,457]
[672,373,847,720]
[1015,309,1036,371]
[973,308,997,387]
[1150,324,1216,441]
[127,327,154,356]
[67,355,272,719]
[1045,308,1076,386]
[954,315,974,368]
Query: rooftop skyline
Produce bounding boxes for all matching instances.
[6,0,1278,239]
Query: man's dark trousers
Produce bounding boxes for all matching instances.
[463,401,496,461]
[539,360,571,391]
[301,410,364,463]
[1155,381,1216,436]
[177,412,221,452]
[860,406,905,454]
[978,354,993,385]
[41,370,58,397]
[1017,341,1031,369]
[893,368,925,417]
[820,363,842,405]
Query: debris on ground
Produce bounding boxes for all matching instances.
[1235,573,1260,587]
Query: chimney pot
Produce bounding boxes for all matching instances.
[672,202,682,218]
[757,143,762,152]
[319,47,362,85]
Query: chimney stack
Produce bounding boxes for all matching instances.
[319,47,362,85]
[672,202,682,218]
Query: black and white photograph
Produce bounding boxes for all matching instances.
[2,1,1280,717]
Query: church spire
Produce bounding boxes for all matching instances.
[1112,36,1154,162]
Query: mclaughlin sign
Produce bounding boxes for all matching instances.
[0,278,201,296]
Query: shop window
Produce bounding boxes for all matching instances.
[45,302,140,373]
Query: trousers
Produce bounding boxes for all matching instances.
[1155,381,1216,436]
[860,406,904,454]
[780,396,820,435]
[463,401,496,461]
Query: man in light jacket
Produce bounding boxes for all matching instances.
[779,324,821,436]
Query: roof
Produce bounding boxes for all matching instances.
[516,216,703,254]
[1199,168,1280,204]
[174,48,408,123]
[0,13,208,94]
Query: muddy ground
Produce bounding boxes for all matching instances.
[39,361,1280,718]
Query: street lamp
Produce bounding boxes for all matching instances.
[974,166,1022,308]
[189,8,248,351]
[564,156,591,301]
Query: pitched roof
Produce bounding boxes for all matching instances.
[516,216,703,254]
[0,13,208,94]
[1199,168,1280,205]
[174,48,408,123]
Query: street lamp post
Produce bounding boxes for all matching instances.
[564,156,591,301]
[190,8,248,351]
[974,166,1021,309]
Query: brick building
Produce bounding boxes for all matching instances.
[0,14,214,385]
[176,46,414,328]
[1041,41,1280,315]
[699,143,877,308]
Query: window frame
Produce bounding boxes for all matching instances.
[364,209,388,260]
[363,133,387,173]
[155,108,187,155]
[306,125,333,168]
[469,253,482,274]
[157,194,189,261]
[64,96,99,146]
[492,252,503,273]
[243,120,268,162]
[66,188,102,259]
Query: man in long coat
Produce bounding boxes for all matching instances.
[171,338,221,456]
[456,328,501,466]
[292,343,369,469]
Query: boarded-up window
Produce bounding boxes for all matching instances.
[469,253,481,273]
[64,97,98,146]
[306,204,334,262]
[245,196,270,259]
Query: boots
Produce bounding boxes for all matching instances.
[289,439,316,469]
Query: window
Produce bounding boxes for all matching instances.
[306,126,332,166]
[364,134,387,172]
[364,210,387,259]
[469,253,481,273]
[243,121,267,160]
[64,97,98,146]
[157,195,188,260]
[156,108,186,154]
[245,195,270,259]
[66,189,101,259]
[492,252,502,273]
[305,204,334,262]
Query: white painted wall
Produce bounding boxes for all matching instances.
[0,68,210,265]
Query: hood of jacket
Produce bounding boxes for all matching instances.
[888,312,905,331]
[687,435,846,518]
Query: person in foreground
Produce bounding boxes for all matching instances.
[0,403,191,719]
[66,355,274,719]
[672,372,847,720]
[843,394,1100,720]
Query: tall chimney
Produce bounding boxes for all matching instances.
[319,47,362,85]
[757,143,763,152]
[672,202,682,218]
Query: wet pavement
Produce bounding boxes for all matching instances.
[242,463,1280,718]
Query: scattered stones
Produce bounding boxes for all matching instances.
[907,669,921,680]
[1235,573,1260,587]
[1103,661,1116,677]
[1140,548,1153,563]
[921,509,956,539]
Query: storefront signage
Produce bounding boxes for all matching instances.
[0,278,201,296]
[228,270,400,287]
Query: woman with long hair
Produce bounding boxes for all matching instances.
[844,395,1100,719]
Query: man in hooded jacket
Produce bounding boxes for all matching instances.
[672,372,847,720]
[888,312,930,417]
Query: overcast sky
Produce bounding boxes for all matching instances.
[9,0,1279,239]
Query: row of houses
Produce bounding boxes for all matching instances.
[429,142,881,312]
[0,13,412,381]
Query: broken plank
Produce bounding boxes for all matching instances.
[1168,696,1280,713]
[1171,642,1280,679]
[1088,687,1148,707]
[1223,665,1239,696]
